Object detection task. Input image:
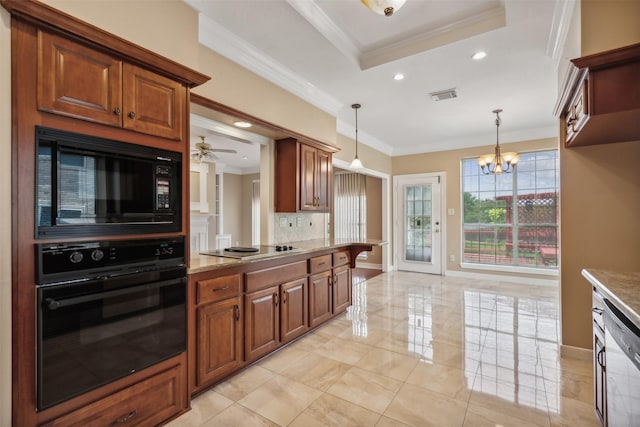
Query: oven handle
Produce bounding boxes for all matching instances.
[44,277,186,310]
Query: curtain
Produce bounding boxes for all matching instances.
[334,173,367,242]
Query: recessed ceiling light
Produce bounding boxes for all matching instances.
[234,121,252,128]
[242,156,248,160]
[393,73,405,81]
[472,51,487,60]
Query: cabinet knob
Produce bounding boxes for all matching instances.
[234,304,240,321]
[113,410,137,425]
[282,290,288,304]
[128,111,136,119]
[113,107,121,116]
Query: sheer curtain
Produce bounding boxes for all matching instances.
[334,173,367,243]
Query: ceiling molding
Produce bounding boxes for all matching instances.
[390,125,558,156]
[360,5,506,70]
[546,0,578,67]
[286,0,361,67]
[197,12,343,116]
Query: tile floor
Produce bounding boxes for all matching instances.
[168,271,599,427]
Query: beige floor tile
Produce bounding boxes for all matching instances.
[289,329,334,352]
[356,347,419,381]
[375,415,411,427]
[200,403,278,427]
[544,370,593,405]
[238,374,322,426]
[463,402,550,427]
[313,336,374,365]
[406,360,474,401]
[213,365,274,402]
[327,366,403,413]
[468,383,550,426]
[547,395,600,427]
[258,346,311,374]
[289,393,381,427]
[383,382,468,426]
[281,352,352,391]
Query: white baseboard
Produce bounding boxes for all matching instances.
[560,344,592,361]
[444,269,559,286]
[354,262,382,270]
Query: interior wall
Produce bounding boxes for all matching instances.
[392,137,558,277]
[334,133,392,175]
[223,173,244,246]
[241,173,260,245]
[558,0,640,350]
[1,7,11,427]
[366,175,383,265]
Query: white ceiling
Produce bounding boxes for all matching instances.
[186,0,574,168]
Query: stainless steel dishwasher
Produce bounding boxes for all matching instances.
[603,299,640,426]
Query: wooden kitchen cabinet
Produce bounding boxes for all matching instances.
[37,30,185,140]
[244,286,280,362]
[280,277,309,343]
[555,42,640,147]
[332,264,351,315]
[309,270,333,328]
[275,138,335,213]
[195,274,243,388]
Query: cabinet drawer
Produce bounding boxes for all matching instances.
[197,274,241,305]
[309,254,332,274]
[45,363,185,427]
[332,250,350,267]
[245,261,307,293]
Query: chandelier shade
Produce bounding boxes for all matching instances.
[360,0,406,16]
[476,109,519,175]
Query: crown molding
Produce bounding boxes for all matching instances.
[197,12,342,116]
[546,0,578,67]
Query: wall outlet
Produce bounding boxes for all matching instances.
[449,254,455,262]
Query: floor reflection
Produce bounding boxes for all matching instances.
[169,271,598,427]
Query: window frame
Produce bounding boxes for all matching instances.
[459,148,559,276]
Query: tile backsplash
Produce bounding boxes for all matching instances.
[273,213,328,243]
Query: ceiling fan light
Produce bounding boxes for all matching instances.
[360,0,406,16]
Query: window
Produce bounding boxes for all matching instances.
[462,150,559,269]
[334,172,366,244]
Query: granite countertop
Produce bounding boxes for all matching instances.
[189,239,387,274]
[582,269,640,327]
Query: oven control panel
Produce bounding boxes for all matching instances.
[37,237,185,284]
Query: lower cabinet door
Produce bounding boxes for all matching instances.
[45,363,185,427]
[197,297,242,386]
[309,271,333,328]
[280,278,308,343]
[245,287,279,361]
[333,265,351,314]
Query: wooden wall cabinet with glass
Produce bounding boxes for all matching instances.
[38,30,185,141]
[275,138,335,212]
[555,42,640,147]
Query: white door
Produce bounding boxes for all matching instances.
[395,174,443,274]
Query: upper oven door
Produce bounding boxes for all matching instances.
[36,267,186,410]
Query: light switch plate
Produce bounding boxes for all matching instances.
[279,217,287,227]
[447,208,455,216]
[296,216,302,227]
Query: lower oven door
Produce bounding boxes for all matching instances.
[37,267,186,410]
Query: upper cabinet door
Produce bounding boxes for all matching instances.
[37,30,123,127]
[299,143,318,211]
[315,149,332,211]
[123,64,185,141]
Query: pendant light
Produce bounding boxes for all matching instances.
[360,0,407,17]
[476,109,519,175]
[350,103,363,170]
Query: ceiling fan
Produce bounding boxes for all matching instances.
[191,135,237,161]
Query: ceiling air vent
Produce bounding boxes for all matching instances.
[430,88,457,101]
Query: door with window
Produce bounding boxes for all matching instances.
[394,174,442,274]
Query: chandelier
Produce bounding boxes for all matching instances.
[350,104,363,169]
[360,0,406,17]
[476,109,519,175]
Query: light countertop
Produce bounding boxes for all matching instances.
[582,269,640,327]
[189,239,387,275]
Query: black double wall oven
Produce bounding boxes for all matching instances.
[34,127,186,411]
